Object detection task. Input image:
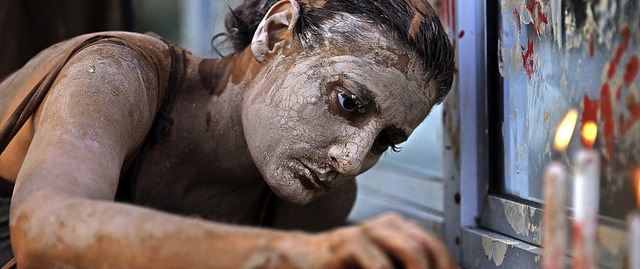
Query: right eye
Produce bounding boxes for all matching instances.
[338,92,358,113]
[324,81,375,127]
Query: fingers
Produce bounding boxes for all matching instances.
[321,213,457,269]
[364,225,429,269]
[363,213,458,269]
[402,220,458,269]
[327,227,393,269]
[348,235,394,269]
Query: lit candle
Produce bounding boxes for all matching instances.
[572,120,600,269]
[631,215,640,269]
[543,109,577,269]
[629,171,640,269]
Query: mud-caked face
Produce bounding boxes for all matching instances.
[242,22,438,205]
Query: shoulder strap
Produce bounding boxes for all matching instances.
[0,35,152,155]
[1,257,15,269]
[116,37,186,202]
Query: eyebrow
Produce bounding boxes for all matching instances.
[344,76,380,114]
[345,78,411,140]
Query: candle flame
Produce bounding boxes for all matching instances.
[554,109,578,152]
[581,120,598,148]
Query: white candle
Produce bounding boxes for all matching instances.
[630,172,640,269]
[572,146,600,269]
[630,212,640,269]
[543,109,576,269]
[543,162,567,269]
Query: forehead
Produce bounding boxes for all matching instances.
[284,17,436,131]
[306,52,433,129]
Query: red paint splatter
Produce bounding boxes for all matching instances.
[608,46,625,80]
[521,37,536,80]
[589,35,595,58]
[608,28,633,80]
[624,105,640,133]
[621,94,640,135]
[458,30,465,39]
[586,27,640,161]
[526,0,549,35]
[622,26,630,50]
[620,105,640,135]
[582,95,599,124]
[618,113,625,134]
[628,94,638,113]
[600,83,615,160]
[623,55,639,86]
[513,8,522,34]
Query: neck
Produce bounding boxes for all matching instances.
[181,49,264,180]
[131,50,269,213]
[197,49,263,96]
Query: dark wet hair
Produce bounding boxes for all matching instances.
[223,0,455,103]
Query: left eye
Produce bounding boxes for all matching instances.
[338,92,358,112]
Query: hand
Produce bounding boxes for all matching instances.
[310,213,458,269]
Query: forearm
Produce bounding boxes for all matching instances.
[11,190,310,269]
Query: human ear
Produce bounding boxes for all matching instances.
[250,0,300,64]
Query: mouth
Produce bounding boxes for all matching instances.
[294,160,329,191]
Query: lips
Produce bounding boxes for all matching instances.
[295,160,329,190]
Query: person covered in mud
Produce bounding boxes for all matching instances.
[0,0,456,268]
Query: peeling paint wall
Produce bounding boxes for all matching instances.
[499,0,640,220]
[482,237,509,266]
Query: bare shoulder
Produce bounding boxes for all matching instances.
[0,31,171,182]
[33,33,167,156]
[8,34,169,201]
[0,31,171,116]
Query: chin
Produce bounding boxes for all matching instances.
[258,158,334,205]
[269,178,329,205]
[262,172,327,206]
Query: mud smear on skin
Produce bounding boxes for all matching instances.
[241,15,433,204]
[198,51,264,97]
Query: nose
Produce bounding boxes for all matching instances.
[328,141,371,176]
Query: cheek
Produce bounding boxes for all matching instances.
[243,81,337,157]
